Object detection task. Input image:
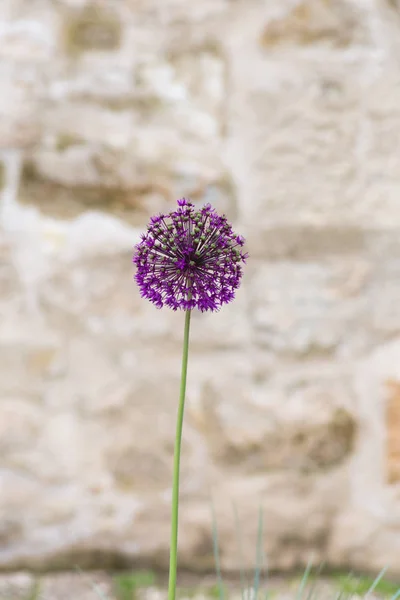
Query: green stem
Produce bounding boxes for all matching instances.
[168,308,192,600]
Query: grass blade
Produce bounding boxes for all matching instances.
[253,505,264,600]
[333,591,352,600]
[261,541,268,600]
[304,561,325,600]
[27,580,41,600]
[295,560,313,600]
[390,588,400,600]
[332,591,346,600]
[74,566,109,600]
[365,567,388,597]
[334,571,355,600]
[233,501,249,600]
[211,496,225,600]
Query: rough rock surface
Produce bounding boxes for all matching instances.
[0,0,400,577]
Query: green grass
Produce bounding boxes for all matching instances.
[27,580,41,600]
[176,584,229,600]
[333,573,400,598]
[113,570,157,600]
[208,583,229,599]
[3,567,400,600]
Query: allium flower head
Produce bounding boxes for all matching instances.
[133,198,248,312]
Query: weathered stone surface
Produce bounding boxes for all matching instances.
[248,259,371,356]
[0,572,35,600]
[259,0,366,48]
[1,0,400,579]
[224,2,400,259]
[191,363,356,473]
[327,340,400,573]
[386,380,400,484]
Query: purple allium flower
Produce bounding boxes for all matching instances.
[133,198,248,312]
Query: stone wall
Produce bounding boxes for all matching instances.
[1,0,400,576]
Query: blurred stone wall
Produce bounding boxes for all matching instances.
[1,0,400,575]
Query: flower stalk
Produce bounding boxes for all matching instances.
[168,308,192,600]
[133,198,248,600]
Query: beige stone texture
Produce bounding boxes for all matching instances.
[386,380,400,484]
[1,0,400,578]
